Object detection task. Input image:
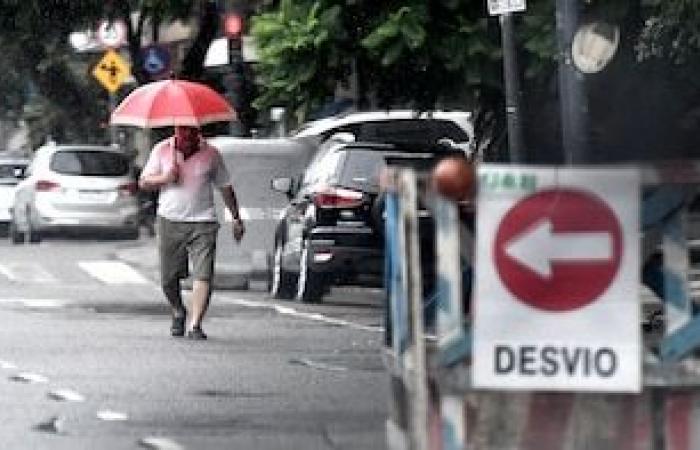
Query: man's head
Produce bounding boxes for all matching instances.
[174,126,200,154]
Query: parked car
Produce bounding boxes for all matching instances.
[0,155,29,233]
[269,140,465,303]
[10,144,140,243]
[291,110,473,148]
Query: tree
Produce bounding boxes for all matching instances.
[0,0,221,149]
[252,0,557,159]
[252,0,700,162]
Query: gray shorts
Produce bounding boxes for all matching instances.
[157,217,220,286]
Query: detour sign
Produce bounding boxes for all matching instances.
[472,165,641,393]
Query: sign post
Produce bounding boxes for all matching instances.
[488,0,526,163]
[473,164,641,392]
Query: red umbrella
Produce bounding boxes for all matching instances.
[110,79,236,128]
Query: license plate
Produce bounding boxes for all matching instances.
[78,190,110,202]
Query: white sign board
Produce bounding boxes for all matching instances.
[97,20,127,48]
[488,0,527,16]
[472,165,640,392]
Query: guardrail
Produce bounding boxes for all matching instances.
[383,162,700,450]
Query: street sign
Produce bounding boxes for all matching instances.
[97,20,127,48]
[141,45,171,79]
[488,0,526,16]
[92,50,130,94]
[473,165,640,392]
[495,189,622,311]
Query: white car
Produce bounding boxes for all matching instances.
[0,156,29,229]
[10,144,140,243]
[291,110,473,147]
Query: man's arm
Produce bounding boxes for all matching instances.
[139,166,178,191]
[219,185,245,241]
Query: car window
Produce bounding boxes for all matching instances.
[357,119,468,144]
[337,150,384,192]
[50,150,129,176]
[302,150,343,187]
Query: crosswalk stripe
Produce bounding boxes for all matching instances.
[0,263,59,283]
[225,207,285,221]
[77,261,150,285]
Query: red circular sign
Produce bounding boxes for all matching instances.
[494,188,623,312]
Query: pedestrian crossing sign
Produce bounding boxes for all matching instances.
[92,50,130,93]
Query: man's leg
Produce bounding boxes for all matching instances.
[163,279,186,318]
[186,222,219,339]
[189,279,211,330]
[158,217,189,336]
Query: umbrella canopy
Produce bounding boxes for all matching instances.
[110,79,236,128]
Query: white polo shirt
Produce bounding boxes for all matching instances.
[141,137,232,222]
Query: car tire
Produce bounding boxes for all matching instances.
[270,243,296,299]
[9,219,24,245]
[295,239,325,303]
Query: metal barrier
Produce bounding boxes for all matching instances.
[383,163,700,450]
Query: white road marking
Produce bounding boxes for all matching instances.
[225,207,285,221]
[96,410,129,421]
[0,263,58,283]
[289,358,348,372]
[78,261,150,285]
[9,372,48,383]
[0,360,17,370]
[0,298,68,308]
[48,389,85,402]
[138,437,185,450]
[223,297,383,333]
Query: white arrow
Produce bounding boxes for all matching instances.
[504,219,613,278]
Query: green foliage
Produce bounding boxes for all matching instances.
[252,0,559,127]
[251,0,347,119]
[0,0,202,147]
[636,0,700,64]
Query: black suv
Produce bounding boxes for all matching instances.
[269,141,465,303]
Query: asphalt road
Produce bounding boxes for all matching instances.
[0,235,388,450]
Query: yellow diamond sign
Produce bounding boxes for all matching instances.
[92,50,130,93]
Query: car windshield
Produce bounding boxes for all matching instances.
[337,148,462,192]
[356,119,469,144]
[50,150,129,176]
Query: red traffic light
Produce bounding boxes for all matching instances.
[224,14,243,37]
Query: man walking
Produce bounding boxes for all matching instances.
[139,126,245,339]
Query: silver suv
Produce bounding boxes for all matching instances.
[10,144,140,243]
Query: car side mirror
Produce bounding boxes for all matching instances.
[271,177,293,197]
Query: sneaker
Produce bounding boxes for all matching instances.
[187,327,208,340]
[171,316,186,337]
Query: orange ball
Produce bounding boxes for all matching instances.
[431,157,476,201]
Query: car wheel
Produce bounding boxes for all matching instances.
[295,239,325,303]
[270,242,296,299]
[9,219,24,245]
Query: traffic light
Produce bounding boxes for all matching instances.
[221,12,256,136]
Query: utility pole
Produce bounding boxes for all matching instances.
[500,12,525,163]
[556,0,588,164]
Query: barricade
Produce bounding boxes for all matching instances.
[383,162,700,450]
